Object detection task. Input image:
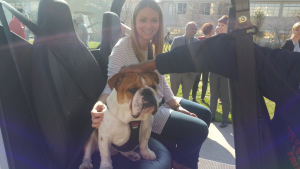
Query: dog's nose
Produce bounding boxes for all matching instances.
[141,89,153,96]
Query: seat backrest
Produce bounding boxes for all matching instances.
[31,0,106,168]
[97,12,122,80]
[0,25,50,169]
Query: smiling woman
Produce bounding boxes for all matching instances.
[91,1,212,169]
[130,0,164,62]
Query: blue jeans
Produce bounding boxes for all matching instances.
[151,99,211,169]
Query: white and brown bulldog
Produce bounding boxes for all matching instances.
[79,72,159,169]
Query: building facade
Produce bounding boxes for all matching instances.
[158,0,300,47]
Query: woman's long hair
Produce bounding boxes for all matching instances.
[129,0,164,62]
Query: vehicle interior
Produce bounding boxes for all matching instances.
[0,0,292,168]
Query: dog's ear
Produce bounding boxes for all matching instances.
[148,72,159,84]
[107,73,126,90]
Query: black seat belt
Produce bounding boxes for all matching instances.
[0,1,38,107]
[228,0,265,168]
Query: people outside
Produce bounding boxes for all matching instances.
[75,13,89,47]
[281,22,300,52]
[191,23,214,104]
[119,29,300,169]
[90,1,211,169]
[169,22,199,100]
[9,8,26,39]
[163,31,170,52]
[207,16,230,128]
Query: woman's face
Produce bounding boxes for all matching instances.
[135,7,160,44]
[215,26,219,35]
[292,28,300,38]
[217,22,227,34]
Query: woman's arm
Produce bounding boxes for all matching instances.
[161,75,197,117]
[91,39,128,128]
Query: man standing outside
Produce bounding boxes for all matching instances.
[192,23,215,104]
[76,13,89,47]
[9,8,26,39]
[170,22,199,99]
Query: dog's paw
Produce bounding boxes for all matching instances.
[120,151,141,162]
[109,146,119,156]
[79,159,93,169]
[140,148,156,160]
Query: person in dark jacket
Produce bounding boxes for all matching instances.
[281,22,300,52]
[192,22,214,104]
[120,33,300,169]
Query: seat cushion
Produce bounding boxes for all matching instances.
[71,137,171,169]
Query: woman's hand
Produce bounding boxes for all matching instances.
[91,101,106,129]
[177,106,198,118]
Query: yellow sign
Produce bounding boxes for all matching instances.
[238,15,247,24]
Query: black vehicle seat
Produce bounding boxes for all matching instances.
[0,24,50,169]
[96,12,122,80]
[31,0,105,168]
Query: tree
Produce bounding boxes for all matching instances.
[207,1,231,23]
[251,11,265,43]
[266,17,298,45]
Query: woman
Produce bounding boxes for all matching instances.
[91,1,211,169]
[281,22,300,52]
[163,31,170,52]
[209,15,230,128]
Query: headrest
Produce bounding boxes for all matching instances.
[100,12,122,50]
[36,0,75,39]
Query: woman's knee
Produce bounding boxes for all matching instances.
[189,121,209,145]
[196,107,212,126]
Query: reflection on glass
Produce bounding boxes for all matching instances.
[282,4,300,17]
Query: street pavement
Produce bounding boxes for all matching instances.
[198,122,236,169]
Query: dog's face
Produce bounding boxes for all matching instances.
[108,72,159,118]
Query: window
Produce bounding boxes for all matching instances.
[217,3,231,15]
[167,27,185,37]
[199,3,211,15]
[282,4,300,17]
[177,3,187,15]
[263,31,275,42]
[250,3,280,17]
[168,3,176,15]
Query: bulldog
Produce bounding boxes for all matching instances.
[79,72,159,169]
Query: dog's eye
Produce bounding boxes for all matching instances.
[128,88,138,94]
[151,86,156,90]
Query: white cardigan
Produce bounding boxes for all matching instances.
[102,37,180,134]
